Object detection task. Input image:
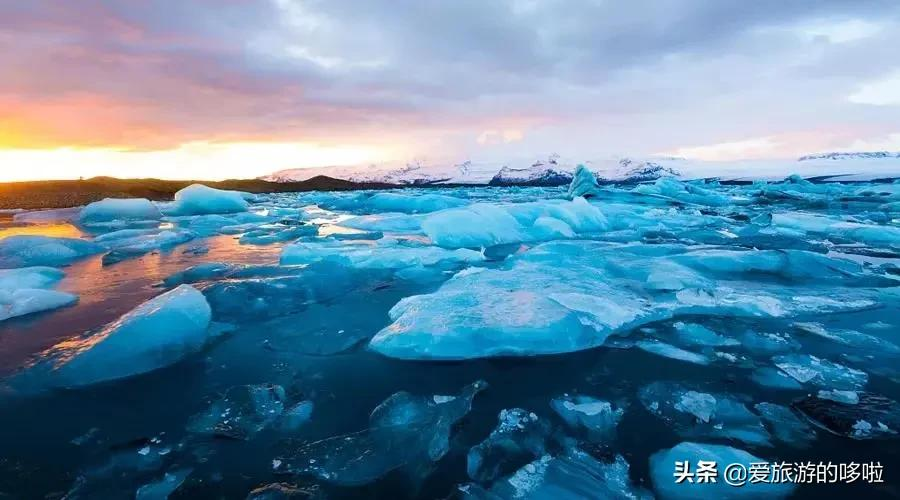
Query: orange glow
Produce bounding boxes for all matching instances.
[0,141,397,182]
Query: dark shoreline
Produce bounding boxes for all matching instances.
[0,175,402,210]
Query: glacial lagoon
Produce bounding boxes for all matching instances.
[1,176,899,498]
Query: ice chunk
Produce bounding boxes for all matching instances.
[639,382,770,446]
[1,288,78,322]
[367,192,468,213]
[135,468,191,500]
[79,198,161,226]
[200,262,387,323]
[634,178,732,206]
[749,367,803,390]
[0,235,103,268]
[754,402,816,447]
[0,266,78,321]
[49,285,212,387]
[650,442,795,499]
[164,184,249,216]
[794,322,900,353]
[247,483,314,499]
[467,408,550,482]
[422,198,608,249]
[280,400,314,431]
[772,354,868,390]
[281,380,486,486]
[188,384,295,439]
[635,340,710,365]
[793,392,900,440]
[100,229,196,265]
[673,391,717,423]
[163,262,305,287]
[338,213,425,232]
[239,224,317,245]
[280,238,482,270]
[817,389,859,405]
[0,266,65,290]
[550,394,624,440]
[672,322,739,347]
[566,164,601,199]
[464,449,651,500]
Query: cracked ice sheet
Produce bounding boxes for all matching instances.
[369,241,888,360]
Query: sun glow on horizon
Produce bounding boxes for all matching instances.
[0,141,394,182]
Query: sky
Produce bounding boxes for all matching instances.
[1,0,899,181]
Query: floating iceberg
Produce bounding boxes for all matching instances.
[49,285,212,387]
[78,198,162,226]
[0,235,104,268]
[164,184,249,216]
[650,442,795,499]
[0,267,78,321]
[566,164,601,199]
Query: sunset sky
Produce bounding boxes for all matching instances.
[1,0,899,181]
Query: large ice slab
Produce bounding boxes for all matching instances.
[370,241,887,360]
[49,285,212,387]
[78,198,162,227]
[566,164,601,199]
[164,184,249,216]
[0,235,104,268]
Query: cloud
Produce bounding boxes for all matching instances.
[1,0,899,163]
[849,69,900,106]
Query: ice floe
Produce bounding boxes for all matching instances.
[164,184,249,216]
[0,266,77,321]
[78,198,162,227]
[0,235,104,268]
[47,285,212,387]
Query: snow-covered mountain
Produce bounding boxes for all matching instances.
[263,152,900,185]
